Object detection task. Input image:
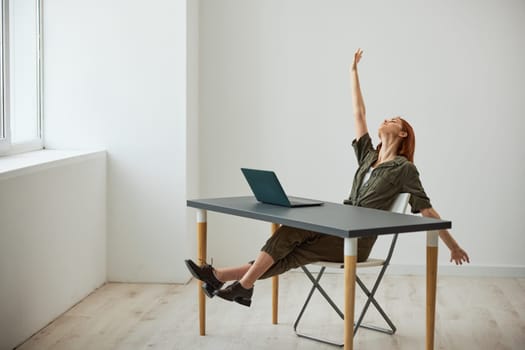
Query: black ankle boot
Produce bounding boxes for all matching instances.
[184,259,224,298]
[214,281,253,307]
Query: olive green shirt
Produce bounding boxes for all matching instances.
[344,133,432,214]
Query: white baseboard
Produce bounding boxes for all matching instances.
[384,264,525,277]
[296,264,525,278]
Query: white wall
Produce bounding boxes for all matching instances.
[0,154,106,350]
[187,0,200,269]
[43,0,196,283]
[199,0,525,273]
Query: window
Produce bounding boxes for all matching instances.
[0,0,43,156]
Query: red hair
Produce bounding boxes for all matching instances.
[376,117,416,163]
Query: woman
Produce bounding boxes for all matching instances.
[185,48,470,307]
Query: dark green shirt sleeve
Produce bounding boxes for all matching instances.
[402,163,432,213]
[352,133,375,166]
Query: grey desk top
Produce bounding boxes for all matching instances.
[187,196,451,239]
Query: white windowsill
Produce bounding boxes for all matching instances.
[0,149,106,181]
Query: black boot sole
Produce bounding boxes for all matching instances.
[233,297,252,307]
[201,283,216,298]
[214,281,253,307]
[215,294,252,307]
[184,259,222,298]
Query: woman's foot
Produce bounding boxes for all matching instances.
[214,281,254,307]
[184,259,224,298]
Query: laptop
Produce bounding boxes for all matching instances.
[241,168,324,207]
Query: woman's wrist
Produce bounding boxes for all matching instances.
[439,230,459,250]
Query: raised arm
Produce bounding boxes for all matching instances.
[420,207,470,265]
[351,48,368,140]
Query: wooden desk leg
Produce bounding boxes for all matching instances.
[344,237,357,350]
[197,209,207,336]
[271,223,280,325]
[426,231,439,350]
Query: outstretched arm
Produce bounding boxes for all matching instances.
[420,207,470,265]
[350,48,368,140]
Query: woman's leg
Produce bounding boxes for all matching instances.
[239,251,274,288]
[214,252,275,288]
[215,225,307,288]
[215,230,374,285]
[258,227,344,279]
[213,251,274,306]
[214,263,253,282]
[215,226,343,306]
[240,226,343,284]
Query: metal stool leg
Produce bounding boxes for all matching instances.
[295,265,397,347]
[355,274,396,334]
[294,266,345,347]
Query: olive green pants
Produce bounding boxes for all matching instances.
[259,225,376,279]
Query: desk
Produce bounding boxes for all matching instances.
[187,196,451,350]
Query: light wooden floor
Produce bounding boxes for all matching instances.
[16,273,525,350]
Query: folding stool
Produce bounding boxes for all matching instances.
[293,193,410,346]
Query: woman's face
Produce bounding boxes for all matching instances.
[379,117,404,136]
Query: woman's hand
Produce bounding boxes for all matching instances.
[351,48,363,71]
[450,246,470,265]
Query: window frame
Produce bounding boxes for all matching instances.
[0,0,43,156]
